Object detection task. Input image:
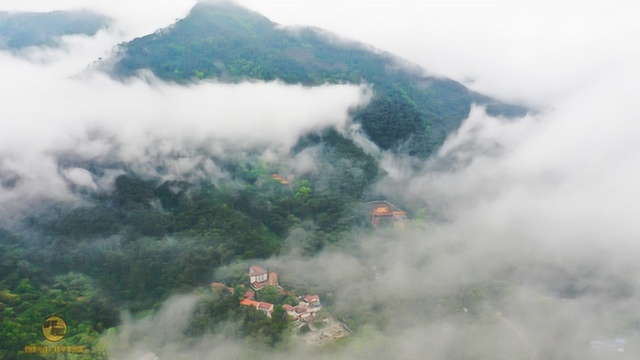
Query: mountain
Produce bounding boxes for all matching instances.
[0,10,110,49]
[109,2,527,157]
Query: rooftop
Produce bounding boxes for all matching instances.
[250,265,267,276]
[240,299,260,307]
[304,294,320,303]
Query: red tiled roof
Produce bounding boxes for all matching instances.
[258,302,273,310]
[295,306,308,313]
[250,265,267,276]
[304,294,320,303]
[283,304,294,312]
[244,290,255,299]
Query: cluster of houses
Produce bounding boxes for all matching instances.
[213,265,322,324]
[282,294,322,323]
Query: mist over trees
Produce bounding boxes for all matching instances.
[1,1,639,360]
[0,126,387,357]
[110,2,526,158]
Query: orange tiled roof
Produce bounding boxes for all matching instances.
[240,299,260,307]
[372,207,391,216]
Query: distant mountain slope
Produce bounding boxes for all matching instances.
[110,2,526,157]
[0,10,109,49]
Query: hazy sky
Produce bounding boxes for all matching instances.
[2,0,636,106]
[2,1,640,358]
[236,0,639,108]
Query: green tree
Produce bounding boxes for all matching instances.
[256,286,279,304]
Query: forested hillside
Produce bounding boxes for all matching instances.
[0,129,383,358]
[0,3,531,359]
[111,2,526,157]
[2,1,638,359]
[0,10,109,49]
[0,4,525,356]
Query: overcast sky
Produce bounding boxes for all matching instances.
[2,0,640,358]
[236,0,639,108]
[2,0,636,107]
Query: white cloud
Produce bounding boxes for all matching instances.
[2,1,640,357]
[237,0,640,108]
[0,23,370,213]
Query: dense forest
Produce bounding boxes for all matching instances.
[0,10,109,49]
[111,2,526,158]
[3,2,640,360]
[0,4,537,359]
[0,129,388,358]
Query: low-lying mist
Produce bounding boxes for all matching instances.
[2,1,639,359]
[105,70,640,358]
[0,37,370,222]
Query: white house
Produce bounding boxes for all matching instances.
[250,265,268,290]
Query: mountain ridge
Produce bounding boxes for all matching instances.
[0,10,109,49]
[107,2,527,157]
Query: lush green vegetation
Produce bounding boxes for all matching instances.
[0,129,382,358]
[0,10,109,49]
[0,4,531,358]
[187,287,292,348]
[112,2,526,157]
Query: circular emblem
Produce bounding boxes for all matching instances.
[41,316,67,342]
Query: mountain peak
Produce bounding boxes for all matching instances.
[108,1,526,157]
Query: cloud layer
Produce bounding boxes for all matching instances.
[2,1,640,359]
[237,0,640,108]
[0,28,369,215]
